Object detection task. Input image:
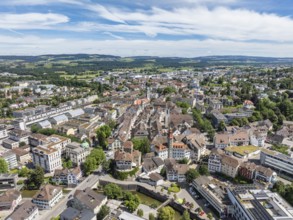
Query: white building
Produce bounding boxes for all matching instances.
[52,167,82,186]
[32,146,62,173]
[65,142,90,166]
[6,201,39,220]
[165,158,188,182]
[32,185,63,210]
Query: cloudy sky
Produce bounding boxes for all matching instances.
[1,0,293,57]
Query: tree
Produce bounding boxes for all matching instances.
[199,165,209,176]
[207,213,213,220]
[132,138,151,154]
[149,213,156,220]
[104,183,123,199]
[181,210,191,220]
[62,158,73,169]
[26,166,44,189]
[0,158,8,173]
[88,148,106,166]
[97,205,110,219]
[217,121,226,132]
[83,157,97,176]
[158,207,175,220]
[179,158,189,164]
[185,169,200,183]
[125,200,138,213]
[18,167,31,177]
[96,125,112,148]
[137,209,144,217]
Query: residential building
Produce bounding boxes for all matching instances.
[260,150,293,179]
[141,156,164,174]
[6,201,39,220]
[72,188,107,214]
[60,207,95,220]
[0,124,8,141]
[214,130,249,148]
[208,149,223,173]
[50,114,68,125]
[183,133,206,161]
[192,176,231,218]
[0,190,22,211]
[108,138,122,151]
[2,151,18,169]
[155,144,168,160]
[52,167,82,186]
[66,142,90,166]
[32,145,62,173]
[11,148,31,164]
[0,174,17,190]
[164,158,189,182]
[32,184,63,209]
[8,129,30,144]
[221,154,240,178]
[227,186,293,220]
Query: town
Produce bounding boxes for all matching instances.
[0,55,293,220]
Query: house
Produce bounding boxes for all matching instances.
[52,167,82,186]
[249,128,267,147]
[0,174,17,190]
[2,138,19,149]
[183,133,206,161]
[221,154,240,178]
[32,184,63,209]
[214,133,230,149]
[32,145,62,173]
[60,207,95,220]
[0,189,22,211]
[243,100,255,109]
[114,141,141,171]
[72,188,107,214]
[11,148,31,164]
[6,201,39,220]
[66,142,90,166]
[211,110,228,127]
[164,158,189,182]
[8,129,30,144]
[108,138,122,151]
[214,130,249,148]
[208,149,223,173]
[141,157,164,174]
[2,151,18,169]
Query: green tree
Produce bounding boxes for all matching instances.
[26,166,44,189]
[217,121,226,132]
[18,167,31,177]
[88,148,106,166]
[149,213,156,220]
[179,158,189,164]
[181,210,191,220]
[185,168,200,183]
[132,138,151,154]
[96,125,112,148]
[104,183,123,199]
[62,158,73,169]
[125,200,138,213]
[137,209,144,217]
[158,207,175,220]
[199,165,209,176]
[207,213,213,220]
[97,205,110,219]
[0,158,8,173]
[83,157,97,176]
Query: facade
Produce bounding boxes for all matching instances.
[260,150,293,179]
[2,151,18,170]
[208,149,223,173]
[72,188,107,214]
[155,145,168,160]
[0,124,8,141]
[32,184,63,210]
[6,201,39,220]
[184,133,206,161]
[108,138,122,151]
[0,189,22,211]
[52,167,82,186]
[32,145,62,173]
[66,142,90,166]
[165,158,188,182]
[11,148,31,164]
[192,176,231,218]
[0,174,17,190]
[228,186,293,220]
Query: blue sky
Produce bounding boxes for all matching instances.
[0,0,293,57]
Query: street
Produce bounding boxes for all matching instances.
[37,174,100,220]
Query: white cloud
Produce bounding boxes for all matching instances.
[0,13,69,29]
[0,34,292,57]
[88,6,293,42]
[0,0,83,6]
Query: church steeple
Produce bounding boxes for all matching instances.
[168,127,173,158]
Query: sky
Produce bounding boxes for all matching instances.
[0,0,293,57]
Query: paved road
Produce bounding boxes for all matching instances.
[37,174,100,220]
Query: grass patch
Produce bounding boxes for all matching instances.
[177,198,183,204]
[168,183,180,193]
[271,144,289,155]
[225,145,260,156]
[21,190,38,198]
[9,169,18,174]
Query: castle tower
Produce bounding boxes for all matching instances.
[168,128,173,158]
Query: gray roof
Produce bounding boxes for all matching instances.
[6,201,38,220]
[66,108,85,118]
[37,120,51,128]
[51,114,68,123]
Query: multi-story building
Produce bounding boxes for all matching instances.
[6,201,39,220]
[155,145,168,160]
[0,174,18,190]
[52,167,82,186]
[260,150,293,180]
[183,133,206,161]
[214,130,249,148]
[65,142,90,166]
[164,158,188,182]
[192,176,231,218]
[208,149,223,173]
[0,124,8,142]
[32,145,62,173]
[2,151,18,170]
[32,184,63,210]
[172,142,191,160]
[228,185,293,220]
[0,189,22,211]
[107,138,122,151]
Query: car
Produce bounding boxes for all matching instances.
[204,203,210,207]
[68,194,72,199]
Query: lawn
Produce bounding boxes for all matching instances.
[168,184,180,193]
[21,190,38,198]
[225,145,260,156]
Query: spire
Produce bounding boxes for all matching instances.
[168,127,173,158]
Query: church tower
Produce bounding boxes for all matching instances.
[168,128,173,158]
